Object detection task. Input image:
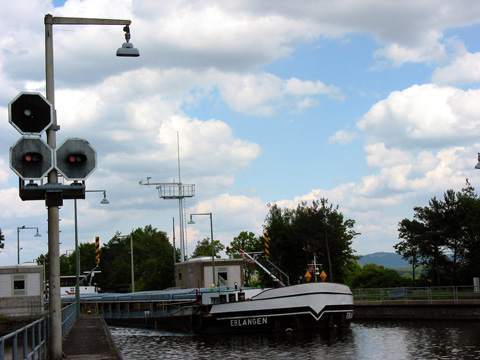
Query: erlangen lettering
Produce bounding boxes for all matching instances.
[230,317,268,327]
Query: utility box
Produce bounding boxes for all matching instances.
[0,264,45,317]
[175,257,244,289]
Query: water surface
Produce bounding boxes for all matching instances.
[109,320,480,359]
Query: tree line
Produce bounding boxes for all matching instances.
[36,199,362,292]
[35,182,479,292]
[395,180,480,286]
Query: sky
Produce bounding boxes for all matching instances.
[1,0,480,267]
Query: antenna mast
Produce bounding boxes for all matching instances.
[139,133,195,262]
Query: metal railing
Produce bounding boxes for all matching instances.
[0,317,48,360]
[0,303,77,360]
[353,285,480,305]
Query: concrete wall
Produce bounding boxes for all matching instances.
[0,265,44,317]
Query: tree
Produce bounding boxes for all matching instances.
[226,231,262,286]
[97,226,175,292]
[263,200,358,286]
[395,180,480,286]
[190,238,225,259]
[395,219,425,285]
[346,263,409,289]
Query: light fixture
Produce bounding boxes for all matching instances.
[100,191,109,205]
[35,230,42,237]
[116,25,140,57]
[187,216,195,225]
[475,153,480,169]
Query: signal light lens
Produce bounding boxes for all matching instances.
[68,154,86,163]
[24,153,42,162]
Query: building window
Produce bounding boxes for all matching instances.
[13,274,26,296]
[218,267,228,286]
[178,269,182,281]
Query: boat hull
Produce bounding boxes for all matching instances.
[195,283,354,334]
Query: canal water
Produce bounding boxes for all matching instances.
[109,320,480,359]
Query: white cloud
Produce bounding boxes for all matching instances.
[433,52,480,85]
[328,130,356,145]
[357,84,480,149]
[3,0,480,265]
[218,73,341,116]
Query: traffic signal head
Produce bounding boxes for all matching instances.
[10,137,54,180]
[56,138,97,180]
[9,92,53,135]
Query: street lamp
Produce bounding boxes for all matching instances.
[17,226,41,264]
[44,15,138,359]
[188,213,215,286]
[475,153,480,169]
[73,190,109,318]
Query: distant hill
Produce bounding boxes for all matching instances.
[358,252,409,269]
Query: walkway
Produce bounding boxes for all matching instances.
[62,315,121,360]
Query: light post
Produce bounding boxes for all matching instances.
[44,15,138,359]
[73,190,109,318]
[117,234,135,292]
[188,213,215,286]
[17,226,41,264]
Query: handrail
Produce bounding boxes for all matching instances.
[0,317,48,360]
[0,302,77,359]
[352,285,480,305]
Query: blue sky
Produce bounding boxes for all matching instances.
[1,0,480,267]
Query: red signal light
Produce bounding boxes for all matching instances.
[24,153,42,162]
[68,154,86,163]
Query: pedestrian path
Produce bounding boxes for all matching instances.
[62,315,121,359]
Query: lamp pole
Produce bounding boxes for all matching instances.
[73,190,109,318]
[188,213,215,286]
[117,234,135,292]
[44,15,138,359]
[16,226,41,264]
[131,235,135,293]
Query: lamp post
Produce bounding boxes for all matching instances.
[117,234,135,293]
[73,190,109,318]
[188,213,215,286]
[130,235,134,293]
[44,15,138,359]
[17,226,41,264]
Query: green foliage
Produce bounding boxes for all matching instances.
[346,263,410,289]
[97,226,176,292]
[395,180,480,286]
[262,199,359,286]
[190,238,225,259]
[226,231,262,286]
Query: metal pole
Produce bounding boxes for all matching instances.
[17,227,20,265]
[130,236,135,293]
[178,196,185,262]
[45,14,62,359]
[209,213,215,286]
[74,199,80,318]
[43,16,134,358]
